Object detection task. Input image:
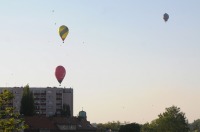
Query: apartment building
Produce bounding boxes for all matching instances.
[0,87,73,117]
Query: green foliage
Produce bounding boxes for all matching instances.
[20,84,35,116]
[119,123,141,132]
[141,122,156,132]
[96,121,121,131]
[141,106,189,132]
[189,119,200,132]
[61,104,71,117]
[0,90,28,131]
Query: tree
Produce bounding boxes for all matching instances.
[141,106,189,132]
[141,122,156,132]
[189,119,200,132]
[0,89,28,131]
[20,85,35,116]
[119,123,141,132]
[96,121,121,131]
[61,104,71,117]
[156,106,189,132]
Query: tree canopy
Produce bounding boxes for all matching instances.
[20,85,35,116]
[61,104,71,117]
[0,89,28,131]
[96,121,121,131]
[189,119,200,132]
[141,106,189,132]
[119,123,141,132]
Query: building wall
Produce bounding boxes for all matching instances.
[63,88,73,116]
[0,87,73,117]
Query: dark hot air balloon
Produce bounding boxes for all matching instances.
[163,13,169,22]
[55,65,66,85]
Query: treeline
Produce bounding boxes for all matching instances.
[93,106,200,132]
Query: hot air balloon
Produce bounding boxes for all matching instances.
[163,13,169,22]
[55,65,66,85]
[58,25,69,43]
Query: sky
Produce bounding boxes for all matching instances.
[0,0,200,124]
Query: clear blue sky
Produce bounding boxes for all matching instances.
[0,0,200,124]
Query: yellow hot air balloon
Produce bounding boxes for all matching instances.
[58,25,69,43]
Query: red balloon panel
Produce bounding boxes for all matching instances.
[55,65,66,84]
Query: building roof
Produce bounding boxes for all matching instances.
[25,116,56,129]
[24,116,96,131]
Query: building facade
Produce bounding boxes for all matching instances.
[0,87,73,117]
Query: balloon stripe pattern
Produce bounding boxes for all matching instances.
[59,25,69,42]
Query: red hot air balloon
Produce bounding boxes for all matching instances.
[55,65,66,85]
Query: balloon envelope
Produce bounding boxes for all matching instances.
[163,13,169,22]
[55,65,66,84]
[58,25,69,42]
